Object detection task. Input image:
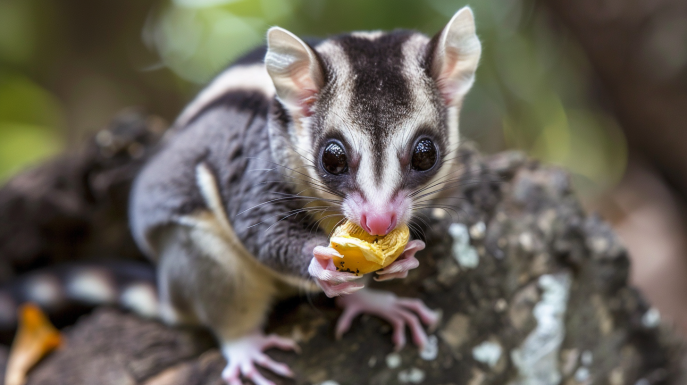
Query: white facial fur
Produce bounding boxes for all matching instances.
[265,6,481,234]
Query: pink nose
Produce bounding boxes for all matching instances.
[361,212,397,236]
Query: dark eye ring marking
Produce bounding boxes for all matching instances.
[411,138,438,172]
[321,140,348,175]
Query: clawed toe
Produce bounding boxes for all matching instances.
[255,353,294,378]
[396,298,441,331]
[221,333,298,385]
[335,289,439,351]
[373,240,424,282]
[309,248,365,297]
[320,280,365,298]
[374,271,409,282]
[264,334,301,353]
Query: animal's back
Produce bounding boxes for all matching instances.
[129,47,278,260]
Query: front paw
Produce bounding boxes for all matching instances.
[308,246,364,297]
[374,240,425,282]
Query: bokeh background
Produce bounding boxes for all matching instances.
[1,0,686,331]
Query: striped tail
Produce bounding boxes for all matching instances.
[0,261,158,340]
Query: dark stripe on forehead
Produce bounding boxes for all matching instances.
[336,31,414,181]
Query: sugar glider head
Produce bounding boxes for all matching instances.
[265,7,481,235]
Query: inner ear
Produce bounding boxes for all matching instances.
[265,27,326,116]
[426,7,482,106]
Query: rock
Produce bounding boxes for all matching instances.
[0,113,683,384]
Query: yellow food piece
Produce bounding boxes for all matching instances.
[5,304,62,385]
[329,220,410,275]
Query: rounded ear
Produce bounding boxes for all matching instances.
[265,27,325,116]
[426,7,482,106]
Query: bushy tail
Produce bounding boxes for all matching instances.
[0,261,158,336]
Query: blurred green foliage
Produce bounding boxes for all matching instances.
[0,0,64,181]
[0,75,64,180]
[0,0,626,199]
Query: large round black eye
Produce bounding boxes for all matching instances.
[321,142,348,175]
[411,138,438,171]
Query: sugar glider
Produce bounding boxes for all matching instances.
[128,6,481,384]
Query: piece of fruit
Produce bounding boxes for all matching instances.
[329,220,410,275]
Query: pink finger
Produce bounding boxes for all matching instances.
[240,360,254,378]
[255,353,294,378]
[222,364,241,385]
[390,317,406,351]
[376,256,419,275]
[264,335,300,353]
[309,259,361,283]
[397,298,440,328]
[335,306,363,340]
[374,271,408,282]
[308,256,330,274]
[404,240,426,253]
[320,281,365,298]
[245,367,275,385]
[313,246,343,260]
[317,269,363,283]
[397,308,428,349]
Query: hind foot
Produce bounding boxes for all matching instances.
[221,332,299,385]
[335,288,440,351]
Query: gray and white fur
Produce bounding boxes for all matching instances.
[128,6,481,383]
